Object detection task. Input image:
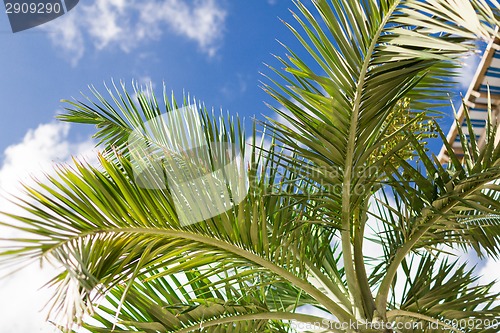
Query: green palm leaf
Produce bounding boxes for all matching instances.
[1,88,353,330]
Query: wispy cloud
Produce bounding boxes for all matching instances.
[44,0,227,65]
[219,73,252,99]
[457,51,482,91]
[0,122,94,191]
[0,122,95,332]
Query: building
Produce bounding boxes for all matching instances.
[438,38,500,164]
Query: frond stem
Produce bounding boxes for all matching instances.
[41,227,356,323]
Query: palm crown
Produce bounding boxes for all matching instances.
[2,0,500,332]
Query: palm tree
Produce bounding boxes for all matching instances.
[2,0,500,332]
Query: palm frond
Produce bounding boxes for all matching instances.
[387,254,500,333]
[264,0,500,319]
[0,89,353,330]
[79,271,325,333]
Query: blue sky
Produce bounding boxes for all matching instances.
[0,0,496,332]
[0,0,478,155]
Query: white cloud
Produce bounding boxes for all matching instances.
[0,122,95,332]
[0,264,56,333]
[139,0,226,57]
[0,122,94,192]
[43,0,227,65]
[45,13,84,67]
[479,258,500,294]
